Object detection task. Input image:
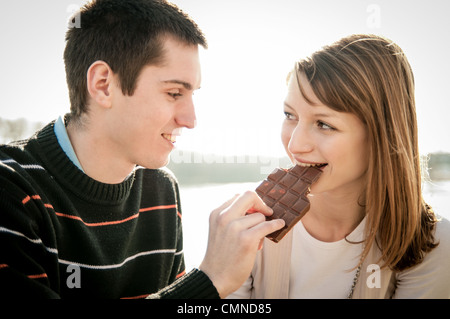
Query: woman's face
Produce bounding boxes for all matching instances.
[281,73,370,196]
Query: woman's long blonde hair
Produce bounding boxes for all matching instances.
[294,34,438,271]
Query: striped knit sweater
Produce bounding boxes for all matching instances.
[0,121,218,299]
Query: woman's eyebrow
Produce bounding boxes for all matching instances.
[284,101,336,118]
[283,102,295,110]
[314,112,334,118]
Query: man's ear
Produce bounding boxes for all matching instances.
[86,61,115,109]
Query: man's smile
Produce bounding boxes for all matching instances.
[162,133,177,143]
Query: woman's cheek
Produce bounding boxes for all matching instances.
[281,123,294,158]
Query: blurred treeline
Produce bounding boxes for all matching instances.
[166,151,450,185]
[1,117,449,184]
[0,117,45,144]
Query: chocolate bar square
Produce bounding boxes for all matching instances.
[256,165,322,243]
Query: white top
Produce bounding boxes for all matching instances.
[228,215,450,299]
[229,218,366,299]
[289,218,365,298]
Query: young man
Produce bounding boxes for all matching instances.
[0,0,284,299]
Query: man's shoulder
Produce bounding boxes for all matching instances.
[1,138,30,156]
[0,138,40,175]
[0,123,47,161]
[0,140,47,211]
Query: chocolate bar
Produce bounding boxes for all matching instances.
[255,165,322,243]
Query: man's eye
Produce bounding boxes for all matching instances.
[168,92,182,99]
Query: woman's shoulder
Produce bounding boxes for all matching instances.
[392,215,450,298]
[434,215,450,249]
[398,215,450,274]
[413,215,450,269]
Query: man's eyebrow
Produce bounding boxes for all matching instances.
[162,79,195,90]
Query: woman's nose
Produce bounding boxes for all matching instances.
[288,122,314,155]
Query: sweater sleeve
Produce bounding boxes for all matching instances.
[1,180,220,299]
[146,268,220,299]
[0,183,61,298]
[0,184,220,299]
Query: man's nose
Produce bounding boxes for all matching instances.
[175,97,197,129]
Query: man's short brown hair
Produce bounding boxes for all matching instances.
[64,0,207,122]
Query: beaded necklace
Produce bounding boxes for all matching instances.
[346,243,366,299]
[347,262,362,299]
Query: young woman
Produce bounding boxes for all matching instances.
[229,34,450,298]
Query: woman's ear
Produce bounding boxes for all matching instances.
[86,61,115,109]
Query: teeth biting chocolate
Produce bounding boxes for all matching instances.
[255,165,322,243]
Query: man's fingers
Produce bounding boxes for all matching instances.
[209,194,240,221]
[200,191,285,298]
[222,191,273,219]
[246,218,285,241]
[213,194,240,213]
[232,212,267,231]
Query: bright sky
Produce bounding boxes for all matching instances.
[1,0,449,157]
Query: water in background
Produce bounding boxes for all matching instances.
[180,180,450,271]
[180,182,259,271]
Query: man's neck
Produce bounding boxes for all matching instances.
[54,116,85,172]
[66,120,135,184]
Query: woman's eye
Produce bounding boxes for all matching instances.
[317,120,335,131]
[284,111,296,120]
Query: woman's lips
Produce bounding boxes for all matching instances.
[294,158,328,169]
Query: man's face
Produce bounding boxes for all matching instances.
[107,36,201,169]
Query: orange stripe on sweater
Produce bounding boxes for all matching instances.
[176,270,186,279]
[28,273,48,279]
[22,195,41,204]
[55,212,140,227]
[22,195,179,226]
[120,294,150,299]
[139,204,177,212]
[56,205,178,227]
[0,264,47,280]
